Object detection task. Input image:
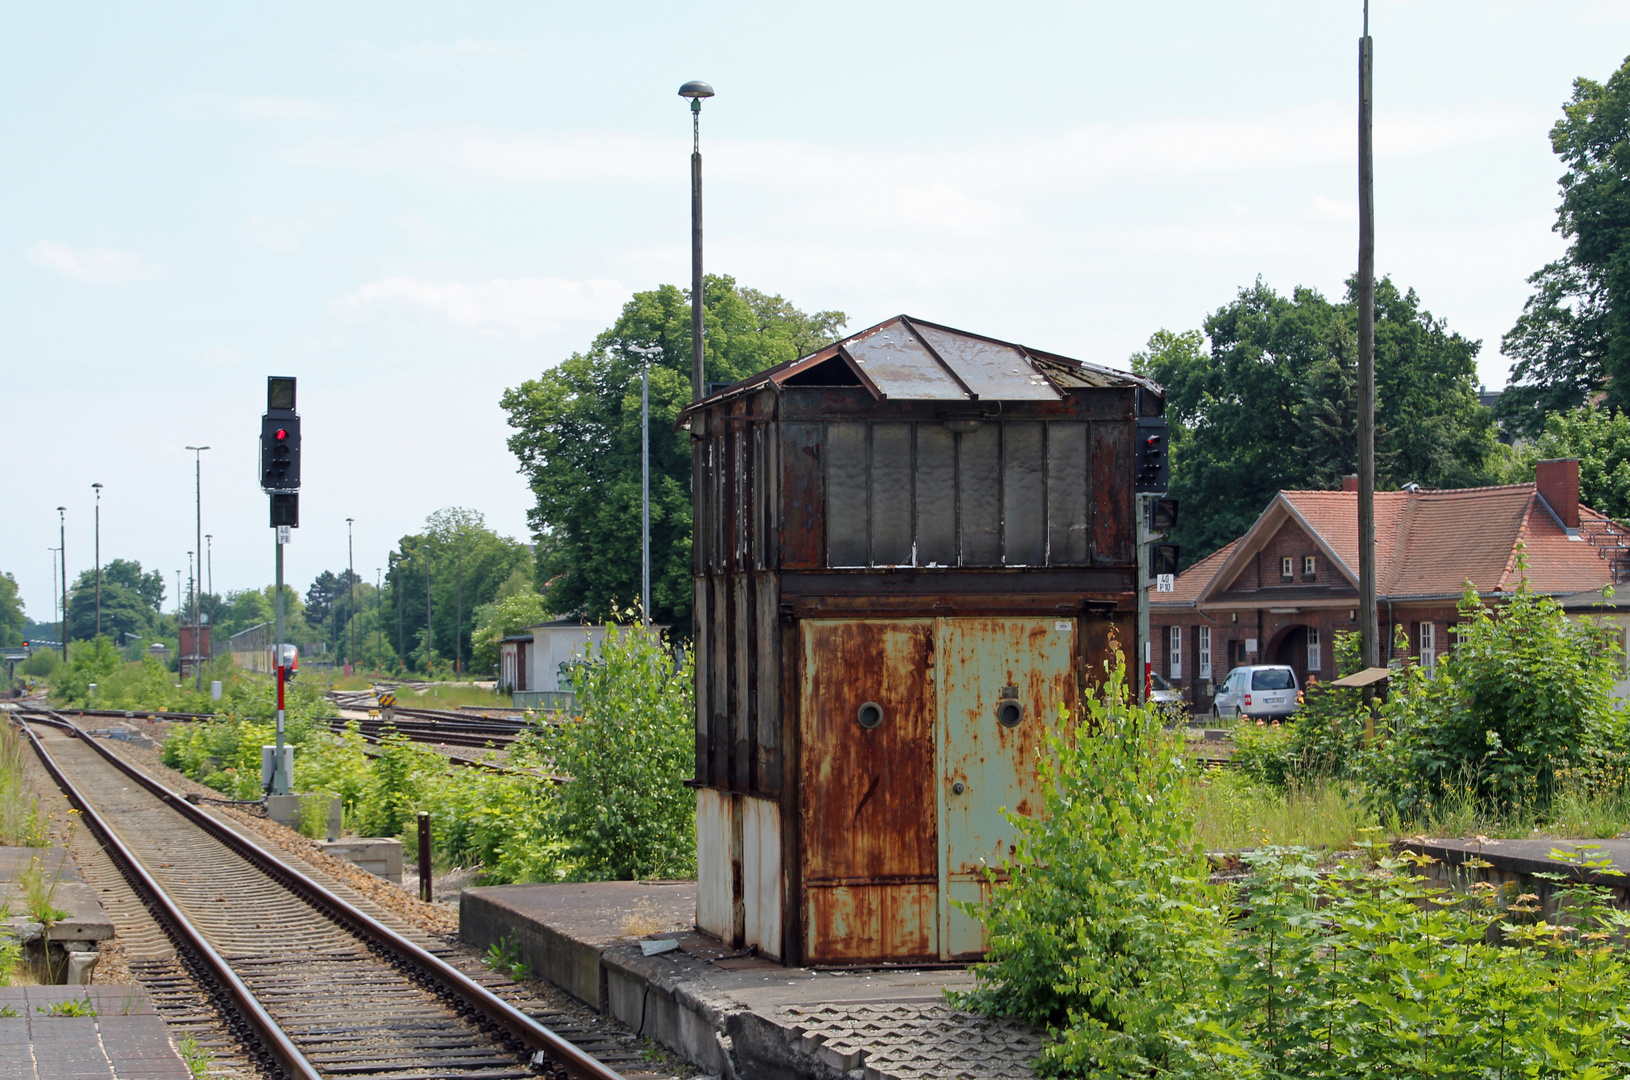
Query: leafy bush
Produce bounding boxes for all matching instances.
[1361,572,1627,821]
[549,621,695,879]
[955,650,1226,1073]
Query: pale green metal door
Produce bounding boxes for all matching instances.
[936,616,1078,959]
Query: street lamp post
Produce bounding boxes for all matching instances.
[185,446,210,690]
[92,483,103,638]
[56,508,66,660]
[205,534,213,598]
[678,80,714,404]
[628,344,661,626]
[346,518,356,674]
[187,551,195,672]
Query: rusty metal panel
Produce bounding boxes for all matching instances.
[742,796,783,960]
[806,883,936,963]
[694,579,711,785]
[1002,423,1046,566]
[1091,421,1133,565]
[710,576,730,785]
[912,323,1061,401]
[958,426,1001,564]
[754,574,782,794]
[936,617,1077,959]
[845,326,968,400]
[695,789,734,941]
[800,619,939,963]
[733,576,751,791]
[1047,422,1090,565]
[779,423,824,569]
[916,424,957,567]
[871,422,914,566]
[711,436,728,574]
[826,422,869,567]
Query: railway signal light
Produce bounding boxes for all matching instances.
[1134,416,1169,493]
[1151,542,1179,577]
[260,376,301,494]
[1148,497,1178,533]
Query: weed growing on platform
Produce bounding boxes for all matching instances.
[177,1034,213,1079]
[484,937,529,980]
[0,1006,17,1019]
[0,726,46,847]
[39,995,95,1018]
[0,941,19,988]
[18,857,67,927]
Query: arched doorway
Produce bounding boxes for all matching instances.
[1271,625,1309,687]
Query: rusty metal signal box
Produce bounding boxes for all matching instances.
[679,315,1162,966]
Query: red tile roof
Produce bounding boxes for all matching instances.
[1153,482,1617,605]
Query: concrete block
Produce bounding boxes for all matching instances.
[265,794,303,831]
[321,838,403,884]
[65,952,97,986]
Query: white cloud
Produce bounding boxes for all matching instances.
[249,216,311,252]
[894,183,1019,233]
[1307,195,1356,219]
[333,276,628,340]
[25,241,162,284]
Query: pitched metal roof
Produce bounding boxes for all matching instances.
[679,314,1159,418]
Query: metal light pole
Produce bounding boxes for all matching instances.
[455,545,463,676]
[390,553,403,672]
[375,568,382,674]
[92,483,103,638]
[186,446,210,689]
[679,80,714,403]
[424,548,433,673]
[1357,3,1379,717]
[187,551,195,672]
[629,345,660,626]
[55,508,66,660]
[346,518,356,673]
[205,534,213,598]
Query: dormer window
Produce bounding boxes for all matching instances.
[1280,557,1294,579]
[1303,555,1317,579]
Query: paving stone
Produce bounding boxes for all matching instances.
[776,1001,1043,1080]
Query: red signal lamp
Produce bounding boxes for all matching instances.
[275,428,288,440]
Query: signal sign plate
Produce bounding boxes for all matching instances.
[1156,573,1175,592]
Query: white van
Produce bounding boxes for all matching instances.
[1212,665,1299,720]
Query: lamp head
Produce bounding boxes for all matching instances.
[92,483,102,491]
[678,80,714,113]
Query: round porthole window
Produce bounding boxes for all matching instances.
[856,701,884,730]
[996,700,1024,728]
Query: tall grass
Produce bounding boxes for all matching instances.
[0,727,47,848]
[1188,770,1375,851]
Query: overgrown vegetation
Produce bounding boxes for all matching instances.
[0,725,47,847]
[161,622,694,884]
[964,654,1630,1078]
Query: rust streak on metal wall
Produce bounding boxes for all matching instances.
[780,423,825,568]
[1092,421,1133,565]
[800,619,938,963]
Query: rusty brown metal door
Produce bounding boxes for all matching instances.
[799,619,938,963]
[936,617,1077,959]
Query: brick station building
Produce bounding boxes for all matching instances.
[1150,459,1625,716]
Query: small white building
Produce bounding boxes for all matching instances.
[524,620,611,693]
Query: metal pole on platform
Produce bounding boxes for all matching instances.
[273,531,290,795]
[186,446,210,690]
[1357,2,1379,732]
[56,507,67,661]
[418,811,433,903]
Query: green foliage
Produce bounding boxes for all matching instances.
[1502,55,1630,433]
[1513,404,1630,518]
[1135,279,1500,567]
[39,996,96,1018]
[502,276,845,625]
[1188,773,1373,853]
[954,652,1225,1073]
[21,648,60,678]
[548,621,696,879]
[0,573,23,648]
[0,942,19,989]
[0,726,47,847]
[176,1034,213,1079]
[484,937,530,980]
[470,587,552,679]
[382,508,530,675]
[1360,572,1627,821]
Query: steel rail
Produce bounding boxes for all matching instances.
[20,708,620,1080]
[14,717,323,1080]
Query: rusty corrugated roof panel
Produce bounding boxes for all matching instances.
[677,314,1158,420]
[909,322,1060,401]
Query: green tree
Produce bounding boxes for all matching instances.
[383,508,529,675]
[470,589,551,678]
[1499,55,1630,436]
[1136,277,1501,565]
[1515,405,1630,518]
[502,275,845,626]
[0,573,23,648]
[65,572,156,644]
[101,558,165,612]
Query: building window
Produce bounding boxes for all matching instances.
[1420,622,1436,676]
[1303,555,1317,577]
[1307,627,1322,673]
[1198,626,1212,680]
[1280,556,1294,579]
[1169,626,1183,680]
[1232,640,1247,666]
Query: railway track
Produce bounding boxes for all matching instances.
[13,708,659,1080]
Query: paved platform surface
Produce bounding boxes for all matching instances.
[0,985,190,1080]
[0,849,114,944]
[463,882,1041,1080]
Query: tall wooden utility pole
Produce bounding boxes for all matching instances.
[1358,3,1379,687]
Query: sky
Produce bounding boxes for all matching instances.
[3,1,1627,627]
